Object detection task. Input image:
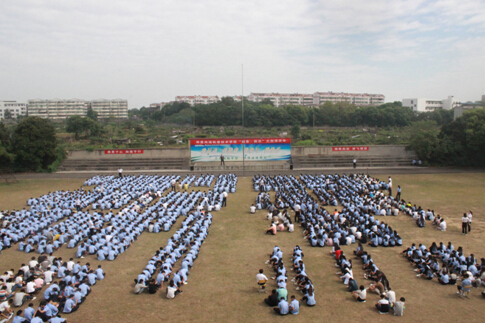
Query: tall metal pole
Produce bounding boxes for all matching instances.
[241,64,244,128]
[242,64,245,176]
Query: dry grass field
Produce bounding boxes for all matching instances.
[0,173,484,323]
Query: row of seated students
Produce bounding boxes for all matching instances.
[403,242,485,294]
[262,246,315,315]
[134,211,212,299]
[0,254,104,322]
[347,243,406,315]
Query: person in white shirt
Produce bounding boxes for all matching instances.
[287,221,294,232]
[467,211,473,232]
[352,285,367,302]
[250,204,256,214]
[28,258,38,269]
[222,191,228,207]
[166,280,182,299]
[461,213,469,235]
[438,219,447,231]
[66,259,75,271]
[118,168,123,178]
[43,268,54,285]
[256,269,268,291]
[385,288,396,304]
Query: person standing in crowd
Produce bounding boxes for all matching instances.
[171,178,176,192]
[467,211,473,232]
[220,154,225,166]
[388,177,392,196]
[461,213,469,235]
[222,191,228,207]
[353,159,357,169]
[395,186,401,201]
[118,168,123,178]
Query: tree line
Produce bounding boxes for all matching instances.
[409,109,485,167]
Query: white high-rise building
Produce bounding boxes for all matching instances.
[0,101,27,120]
[175,95,220,106]
[248,93,314,107]
[313,92,385,106]
[89,99,128,119]
[27,99,128,120]
[402,96,461,112]
[27,99,87,120]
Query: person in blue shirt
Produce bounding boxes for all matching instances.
[23,303,35,321]
[12,310,28,323]
[95,265,104,280]
[62,295,79,314]
[48,316,67,323]
[273,297,289,315]
[87,270,97,286]
[289,295,299,315]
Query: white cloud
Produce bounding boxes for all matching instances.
[0,0,484,107]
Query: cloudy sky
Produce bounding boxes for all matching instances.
[1,0,484,109]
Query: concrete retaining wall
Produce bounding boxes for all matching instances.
[291,145,414,157]
[66,148,190,160]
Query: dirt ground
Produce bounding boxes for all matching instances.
[0,173,484,323]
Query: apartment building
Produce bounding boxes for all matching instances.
[248,93,314,107]
[89,99,128,119]
[402,96,460,112]
[0,101,27,120]
[313,92,385,106]
[27,98,87,120]
[175,95,220,106]
[27,99,128,120]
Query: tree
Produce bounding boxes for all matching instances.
[3,110,13,120]
[290,123,301,139]
[12,117,57,171]
[407,121,439,162]
[86,109,98,121]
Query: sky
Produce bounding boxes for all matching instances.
[1,0,484,109]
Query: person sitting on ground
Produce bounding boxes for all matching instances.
[166,280,182,299]
[265,222,277,235]
[352,285,367,302]
[289,295,299,315]
[393,297,405,316]
[250,204,256,214]
[134,279,147,294]
[301,285,316,306]
[264,289,279,307]
[375,294,390,314]
[273,297,289,315]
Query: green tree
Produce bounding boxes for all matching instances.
[290,123,301,139]
[3,110,13,120]
[407,120,439,161]
[86,109,98,121]
[12,117,57,171]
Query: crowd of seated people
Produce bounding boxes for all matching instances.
[402,242,485,296]
[134,211,212,298]
[263,246,312,315]
[350,244,406,315]
[0,253,103,321]
[258,174,403,248]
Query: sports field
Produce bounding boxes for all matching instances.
[0,173,484,323]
